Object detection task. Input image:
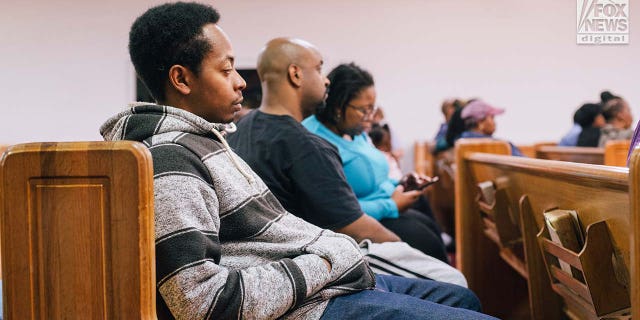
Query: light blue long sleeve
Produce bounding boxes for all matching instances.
[359,197,399,220]
[303,116,401,221]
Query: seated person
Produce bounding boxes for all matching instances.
[229,38,399,244]
[457,100,524,157]
[576,103,606,147]
[440,99,478,154]
[369,123,403,180]
[559,107,585,147]
[433,99,465,152]
[599,93,633,147]
[107,5,496,319]
[372,107,405,161]
[303,63,448,262]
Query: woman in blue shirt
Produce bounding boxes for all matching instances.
[303,63,447,262]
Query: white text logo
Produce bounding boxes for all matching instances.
[577,0,629,44]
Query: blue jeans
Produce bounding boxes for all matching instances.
[320,274,499,320]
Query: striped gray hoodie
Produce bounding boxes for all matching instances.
[100,104,375,320]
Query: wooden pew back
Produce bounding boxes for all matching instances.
[604,140,631,167]
[517,141,557,158]
[628,148,640,320]
[0,144,7,278]
[0,141,156,319]
[456,139,631,319]
[413,141,433,177]
[534,141,630,167]
[535,145,605,165]
[430,149,456,236]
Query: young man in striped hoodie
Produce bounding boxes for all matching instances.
[101,2,498,319]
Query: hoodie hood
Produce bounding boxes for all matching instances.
[100,103,236,142]
[100,103,253,183]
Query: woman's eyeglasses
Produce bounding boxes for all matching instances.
[347,104,376,116]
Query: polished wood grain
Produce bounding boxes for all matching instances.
[629,148,640,320]
[538,220,629,317]
[604,140,631,167]
[413,141,433,177]
[0,144,7,279]
[517,141,557,158]
[458,143,631,319]
[0,141,156,319]
[519,196,563,320]
[454,139,529,319]
[535,146,605,165]
[430,149,456,236]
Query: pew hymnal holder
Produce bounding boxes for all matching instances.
[543,209,584,280]
[537,212,630,318]
[475,180,526,277]
[477,180,495,206]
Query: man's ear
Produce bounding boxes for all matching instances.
[168,65,192,95]
[287,64,303,88]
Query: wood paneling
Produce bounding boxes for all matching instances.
[604,140,631,167]
[535,146,604,165]
[628,148,640,320]
[0,141,156,319]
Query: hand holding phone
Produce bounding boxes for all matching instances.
[399,173,439,191]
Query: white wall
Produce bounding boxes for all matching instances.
[2,0,639,159]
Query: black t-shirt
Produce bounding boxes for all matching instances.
[228,110,363,230]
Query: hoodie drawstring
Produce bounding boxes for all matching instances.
[210,127,254,184]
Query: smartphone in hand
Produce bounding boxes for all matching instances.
[399,173,439,191]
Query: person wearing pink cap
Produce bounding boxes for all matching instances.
[458,100,524,156]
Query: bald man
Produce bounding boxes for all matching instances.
[228,38,497,320]
[228,38,399,243]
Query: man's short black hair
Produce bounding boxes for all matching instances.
[129,2,220,102]
[317,63,374,125]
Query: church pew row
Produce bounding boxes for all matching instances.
[415,139,630,242]
[0,141,156,319]
[415,138,632,264]
[0,145,7,278]
[455,139,632,320]
[413,141,433,177]
[628,147,640,320]
[412,141,455,235]
[516,141,557,158]
[535,139,630,166]
[415,140,631,174]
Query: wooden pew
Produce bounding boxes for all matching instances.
[456,139,631,319]
[430,148,456,236]
[535,145,605,165]
[517,141,557,158]
[534,141,630,167]
[413,141,434,177]
[604,140,631,167]
[0,144,7,278]
[628,148,640,320]
[0,141,156,319]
